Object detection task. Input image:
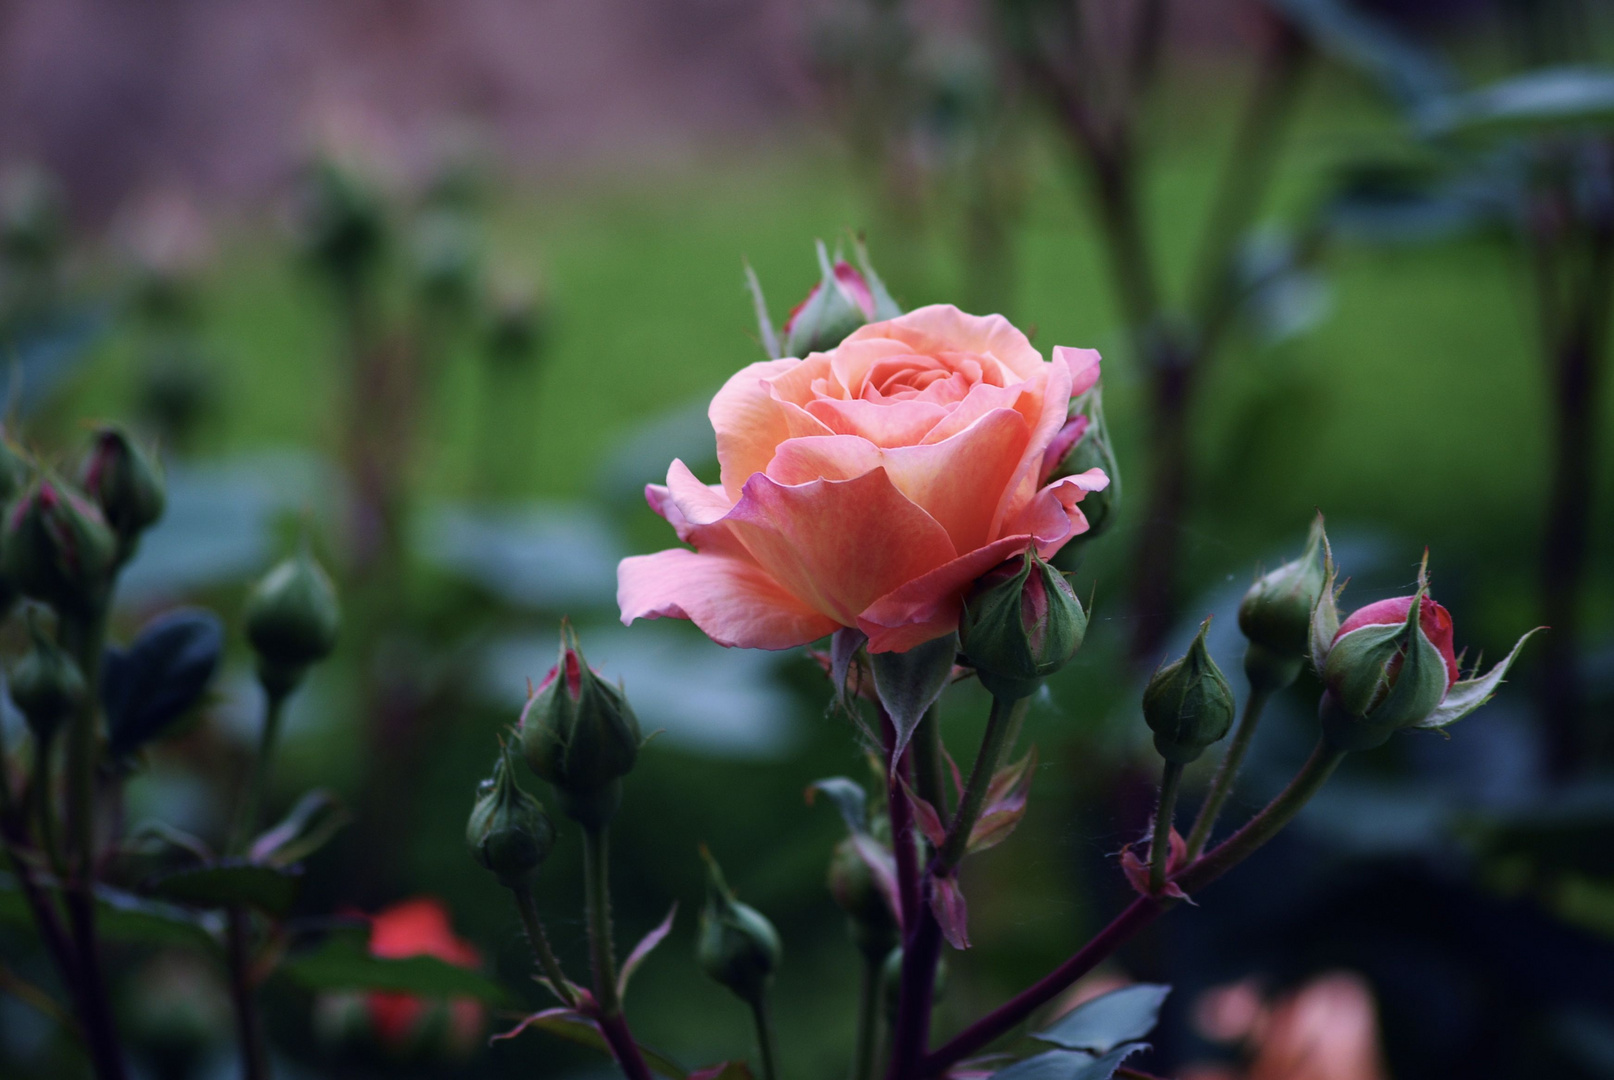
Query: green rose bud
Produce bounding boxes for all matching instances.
[960,549,1087,701]
[1239,515,1328,691]
[827,836,898,961]
[1046,388,1119,575]
[3,476,117,615]
[81,426,166,555]
[9,610,86,745]
[1143,617,1236,764]
[519,623,641,829]
[1320,591,1456,751]
[245,548,340,696]
[696,848,781,1008]
[467,744,556,888]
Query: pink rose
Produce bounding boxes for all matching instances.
[1333,594,1460,689]
[617,304,1109,653]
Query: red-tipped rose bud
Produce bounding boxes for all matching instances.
[2,476,117,615]
[697,847,782,1008]
[1143,617,1236,764]
[1320,592,1457,751]
[960,549,1088,701]
[769,239,900,358]
[82,426,166,557]
[519,623,641,829]
[1045,387,1120,572]
[1239,514,1329,691]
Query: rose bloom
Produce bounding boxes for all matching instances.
[365,897,484,1056]
[618,305,1109,653]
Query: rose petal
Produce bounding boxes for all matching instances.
[847,304,1046,381]
[858,533,1037,653]
[1008,469,1111,556]
[618,549,838,650]
[805,396,952,448]
[710,357,834,500]
[880,408,1031,553]
[1054,346,1102,398]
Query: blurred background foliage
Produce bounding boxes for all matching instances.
[1,0,1614,1078]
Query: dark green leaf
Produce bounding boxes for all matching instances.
[249,790,351,867]
[277,935,512,1006]
[807,777,869,834]
[1033,984,1170,1054]
[869,633,957,773]
[1421,67,1614,138]
[0,873,220,950]
[992,1045,1147,1080]
[103,608,223,758]
[147,860,302,916]
[495,1007,688,1077]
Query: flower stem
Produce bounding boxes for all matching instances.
[752,997,780,1080]
[512,883,578,1009]
[231,686,290,856]
[935,695,1022,875]
[225,906,268,1080]
[881,710,920,929]
[851,952,884,1080]
[924,734,1346,1076]
[1148,760,1182,895]
[581,826,653,1080]
[30,735,65,880]
[1183,684,1270,861]
[911,706,949,827]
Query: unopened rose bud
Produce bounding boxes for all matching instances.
[245,549,340,696]
[467,744,555,888]
[697,848,781,1008]
[1320,592,1456,751]
[519,623,641,830]
[1143,617,1236,764]
[881,946,947,1022]
[3,476,117,615]
[1239,515,1328,691]
[82,426,166,556]
[827,836,898,961]
[960,549,1087,701]
[9,611,86,746]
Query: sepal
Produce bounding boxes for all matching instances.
[1411,627,1543,730]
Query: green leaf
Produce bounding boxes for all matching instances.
[277,935,512,1006]
[1413,627,1544,730]
[249,790,351,867]
[991,1044,1147,1080]
[1270,0,1452,108]
[0,873,220,950]
[869,633,957,775]
[148,860,302,917]
[807,776,869,835]
[1033,984,1170,1054]
[1308,537,1340,675]
[1421,67,1614,138]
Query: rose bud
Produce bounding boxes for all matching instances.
[697,847,782,1008]
[466,744,555,889]
[2,476,117,615]
[1143,617,1236,764]
[1319,592,1456,751]
[827,836,898,961]
[1238,514,1329,691]
[960,549,1088,702]
[244,548,341,696]
[9,610,86,746]
[1045,388,1120,572]
[81,426,166,556]
[769,238,901,358]
[519,622,641,830]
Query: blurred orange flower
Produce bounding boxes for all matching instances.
[1187,972,1387,1080]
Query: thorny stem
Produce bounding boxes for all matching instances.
[911,706,949,827]
[1148,761,1183,895]
[924,736,1346,1075]
[582,826,653,1080]
[1184,685,1271,861]
[881,710,921,929]
[512,884,579,1009]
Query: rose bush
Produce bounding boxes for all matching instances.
[618,304,1109,652]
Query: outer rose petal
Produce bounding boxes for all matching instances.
[858,533,1038,653]
[989,358,1073,539]
[1008,468,1111,556]
[618,549,838,650]
[710,357,833,500]
[723,468,958,627]
[1054,346,1102,398]
[879,408,1030,553]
